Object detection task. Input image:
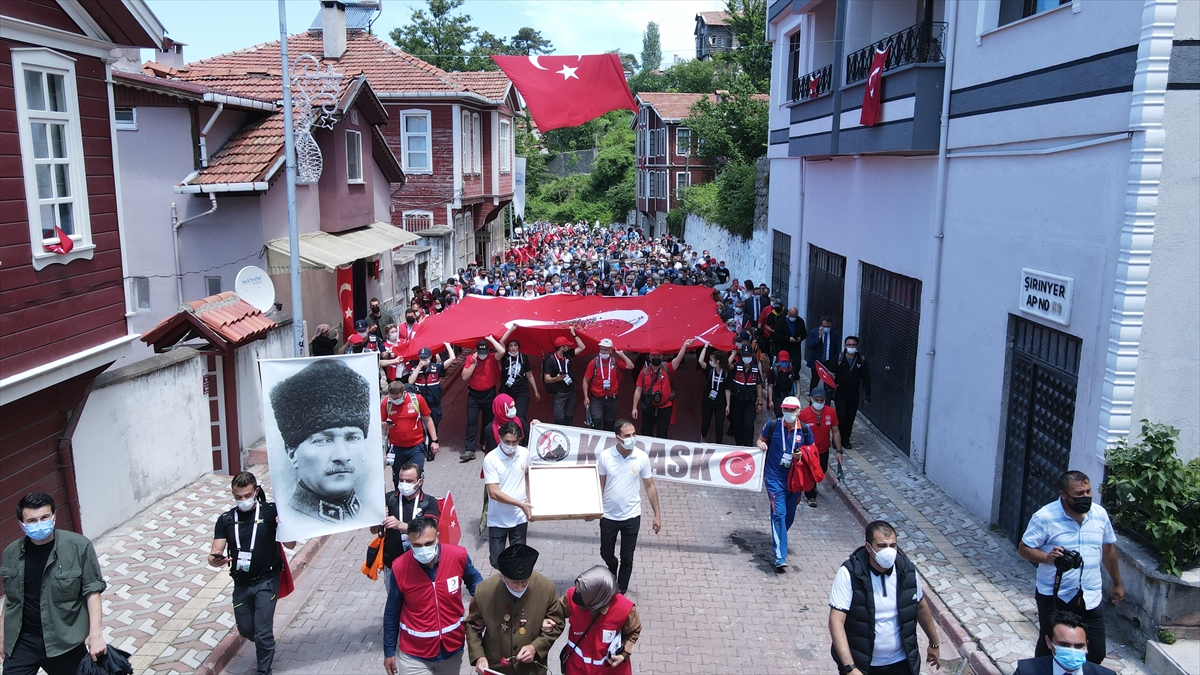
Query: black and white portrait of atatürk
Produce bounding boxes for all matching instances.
[259,353,385,541]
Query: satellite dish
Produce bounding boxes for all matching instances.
[235,266,275,313]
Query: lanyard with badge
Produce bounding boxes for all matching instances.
[233,502,261,573]
[708,369,724,400]
[597,356,613,391]
[556,355,573,385]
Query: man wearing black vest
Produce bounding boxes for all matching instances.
[829,521,942,675]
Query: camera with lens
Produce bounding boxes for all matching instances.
[1055,549,1083,573]
[649,390,662,406]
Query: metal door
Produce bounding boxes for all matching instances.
[858,264,921,453]
[806,245,846,331]
[205,354,228,474]
[998,317,1081,545]
[772,230,792,306]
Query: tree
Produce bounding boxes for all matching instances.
[684,75,768,165]
[389,0,476,72]
[464,30,510,71]
[662,57,724,93]
[718,0,771,93]
[627,68,665,94]
[641,22,662,73]
[608,48,639,73]
[510,27,553,56]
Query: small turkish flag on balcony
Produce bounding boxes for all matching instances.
[492,54,638,131]
[809,73,821,98]
[44,226,74,255]
[860,45,890,127]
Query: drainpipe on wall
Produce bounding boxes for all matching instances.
[198,103,224,168]
[914,0,959,474]
[1093,0,1174,461]
[171,194,219,304]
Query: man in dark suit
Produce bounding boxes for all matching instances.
[1014,612,1115,675]
[805,316,840,395]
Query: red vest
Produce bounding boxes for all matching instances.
[563,587,634,675]
[392,544,468,659]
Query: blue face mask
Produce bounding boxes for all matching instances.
[412,543,438,565]
[22,518,55,542]
[1053,645,1087,672]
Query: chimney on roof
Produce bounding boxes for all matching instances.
[156,38,185,69]
[321,0,347,59]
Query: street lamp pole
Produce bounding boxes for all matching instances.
[279,0,305,356]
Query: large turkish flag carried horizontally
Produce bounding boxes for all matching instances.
[395,285,735,358]
[492,54,638,131]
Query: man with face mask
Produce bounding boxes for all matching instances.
[582,339,635,432]
[384,516,483,675]
[829,521,942,675]
[559,566,642,675]
[1014,612,1116,675]
[482,423,533,568]
[367,297,389,341]
[208,472,296,675]
[1018,471,1123,665]
[465,544,565,675]
[2,493,108,675]
[728,336,765,446]
[630,340,691,439]
[497,327,541,423]
[374,463,440,576]
[833,336,871,450]
[756,396,814,573]
[697,343,731,445]
[591,420,663,596]
[543,330,586,425]
[797,386,842,508]
[460,337,503,462]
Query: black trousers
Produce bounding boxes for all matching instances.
[4,630,88,675]
[600,515,641,594]
[835,390,859,444]
[640,405,671,438]
[589,396,618,431]
[464,388,495,452]
[803,451,831,500]
[232,575,280,675]
[501,387,531,423]
[700,401,725,444]
[1034,592,1106,664]
[729,398,758,446]
[552,390,576,425]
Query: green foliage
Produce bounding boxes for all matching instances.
[541,110,632,153]
[1104,421,1200,576]
[627,69,665,94]
[641,22,662,73]
[1157,629,1177,645]
[463,30,509,71]
[679,163,757,239]
[389,0,476,72]
[509,27,553,56]
[525,112,635,225]
[684,75,769,165]
[663,58,728,93]
[608,49,639,73]
[716,0,771,94]
[666,209,685,236]
[681,181,719,222]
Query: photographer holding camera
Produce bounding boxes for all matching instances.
[631,339,691,439]
[1018,471,1123,666]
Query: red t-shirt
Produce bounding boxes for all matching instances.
[798,406,839,453]
[583,356,623,397]
[635,363,675,408]
[382,393,431,447]
[467,353,500,391]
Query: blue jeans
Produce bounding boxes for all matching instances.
[767,483,801,566]
[390,443,426,487]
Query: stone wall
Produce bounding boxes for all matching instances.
[679,156,773,287]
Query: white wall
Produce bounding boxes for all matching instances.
[767,158,803,305]
[73,349,211,538]
[682,214,770,288]
[236,319,296,453]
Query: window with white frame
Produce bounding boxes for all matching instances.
[132,277,151,310]
[471,113,482,174]
[649,172,658,199]
[346,129,363,182]
[499,119,512,172]
[648,126,659,156]
[676,127,691,156]
[661,171,668,198]
[998,0,1070,27]
[400,111,431,173]
[675,171,690,199]
[205,276,222,296]
[402,210,434,232]
[12,49,93,267]
[637,170,644,199]
[461,110,472,173]
[115,107,137,130]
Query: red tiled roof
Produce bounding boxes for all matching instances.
[112,69,276,107]
[187,292,277,344]
[447,71,512,102]
[697,11,731,26]
[638,92,706,121]
[177,31,473,100]
[191,113,284,185]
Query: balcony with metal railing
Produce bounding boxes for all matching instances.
[844,21,948,85]
[790,63,833,102]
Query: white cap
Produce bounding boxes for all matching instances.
[781,396,802,410]
[599,338,614,348]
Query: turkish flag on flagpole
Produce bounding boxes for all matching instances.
[815,360,838,390]
[336,265,355,340]
[859,45,890,127]
[437,492,461,547]
[492,54,638,131]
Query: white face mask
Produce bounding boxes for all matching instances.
[504,579,528,599]
[812,401,825,412]
[782,411,799,423]
[235,498,257,512]
[504,404,517,418]
[619,436,637,450]
[500,443,518,456]
[412,543,438,565]
[846,347,858,354]
[396,482,418,497]
[742,356,753,365]
[388,331,399,342]
[872,544,898,569]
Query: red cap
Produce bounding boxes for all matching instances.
[553,336,573,347]
[777,351,790,361]
[348,333,365,345]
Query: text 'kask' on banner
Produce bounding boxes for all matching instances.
[527,422,764,493]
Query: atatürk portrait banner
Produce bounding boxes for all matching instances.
[259,353,386,541]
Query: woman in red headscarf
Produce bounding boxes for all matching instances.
[484,393,523,452]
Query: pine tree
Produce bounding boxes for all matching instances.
[641,22,662,73]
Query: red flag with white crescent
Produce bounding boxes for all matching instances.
[337,265,354,340]
[44,226,74,255]
[859,45,890,127]
[437,492,461,547]
[815,360,837,390]
[491,54,638,131]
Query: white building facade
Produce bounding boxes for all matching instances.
[765,0,1198,541]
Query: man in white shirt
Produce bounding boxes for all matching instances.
[592,419,662,595]
[828,521,941,675]
[482,422,532,569]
